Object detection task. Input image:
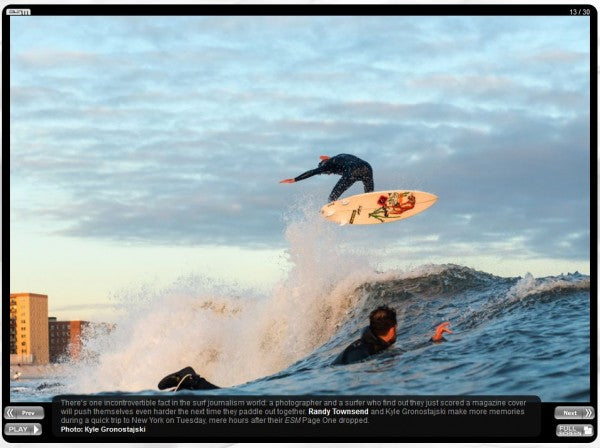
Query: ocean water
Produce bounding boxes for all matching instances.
[10,206,590,403]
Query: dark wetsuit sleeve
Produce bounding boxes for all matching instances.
[294,166,326,182]
[341,346,371,365]
[331,340,371,365]
[429,337,447,343]
[188,375,220,390]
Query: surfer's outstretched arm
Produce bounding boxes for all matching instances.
[431,321,453,342]
[280,166,326,184]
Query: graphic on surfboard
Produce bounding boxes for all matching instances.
[320,190,437,225]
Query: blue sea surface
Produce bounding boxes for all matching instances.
[11,265,590,402]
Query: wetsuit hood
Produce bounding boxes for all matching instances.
[361,327,394,351]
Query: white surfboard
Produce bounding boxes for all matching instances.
[320,190,437,225]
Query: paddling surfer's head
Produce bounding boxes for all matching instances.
[369,306,398,344]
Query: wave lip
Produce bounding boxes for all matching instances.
[507,272,590,301]
[9,263,590,402]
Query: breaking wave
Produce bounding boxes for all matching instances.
[12,197,590,402]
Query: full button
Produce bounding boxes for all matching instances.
[556,424,594,437]
[555,406,595,420]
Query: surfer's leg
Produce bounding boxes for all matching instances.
[362,175,374,193]
[158,366,221,391]
[182,375,220,390]
[158,366,197,390]
[357,164,374,193]
[329,175,357,202]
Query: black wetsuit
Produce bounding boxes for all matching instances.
[159,331,440,390]
[158,366,219,391]
[332,327,394,365]
[294,154,374,202]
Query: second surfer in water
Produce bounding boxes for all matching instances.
[279,153,374,202]
[157,306,452,391]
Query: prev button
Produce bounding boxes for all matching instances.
[4,406,45,420]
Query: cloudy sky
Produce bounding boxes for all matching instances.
[9,12,591,320]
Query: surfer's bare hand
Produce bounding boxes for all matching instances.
[432,322,452,342]
[279,178,296,183]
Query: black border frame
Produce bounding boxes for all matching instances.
[3,3,597,444]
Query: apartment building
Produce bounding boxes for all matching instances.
[9,293,49,365]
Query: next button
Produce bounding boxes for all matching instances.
[555,406,595,420]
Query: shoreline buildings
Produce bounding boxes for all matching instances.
[9,293,49,365]
[48,318,89,363]
[10,292,103,365]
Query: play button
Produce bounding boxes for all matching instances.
[3,423,42,436]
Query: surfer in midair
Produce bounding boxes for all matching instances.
[279,154,374,202]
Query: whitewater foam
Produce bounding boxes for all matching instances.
[52,198,590,397]
[13,262,590,401]
[66,195,379,393]
[507,273,590,301]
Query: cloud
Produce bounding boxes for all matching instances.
[530,49,587,64]
[50,302,120,313]
[14,50,105,69]
[9,15,591,268]
[408,74,515,95]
